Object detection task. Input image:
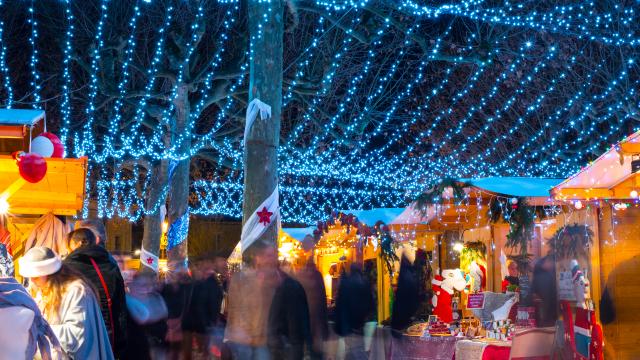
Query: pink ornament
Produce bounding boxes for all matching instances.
[17,152,47,183]
[40,132,64,158]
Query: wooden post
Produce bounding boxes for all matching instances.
[242,0,284,261]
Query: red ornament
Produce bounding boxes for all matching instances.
[17,152,47,183]
[146,257,154,265]
[257,206,273,226]
[40,132,64,158]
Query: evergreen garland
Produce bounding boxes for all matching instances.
[505,197,535,257]
[414,177,471,212]
[547,224,594,259]
[375,220,399,275]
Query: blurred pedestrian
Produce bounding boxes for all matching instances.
[391,255,419,337]
[160,268,192,360]
[334,264,374,360]
[183,257,224,360]
[64,228,128,358]
[225,244,281,360]
[267,260,312,360]
[295,258,328,360]
[531,255,558,327]
[20,246,114,359]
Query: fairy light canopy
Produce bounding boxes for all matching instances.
[552,131,640,201]
[0,0,638,222]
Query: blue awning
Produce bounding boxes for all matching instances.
[461,177,563,198]
[0,109,45,126]
[282,227,315,242]
[339,208,405,226]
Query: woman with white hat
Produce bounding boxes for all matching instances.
[19,246,114,359]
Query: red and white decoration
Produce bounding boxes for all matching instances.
[432,270,467,323]
[31,136,54,158]
[240,185,279,253]
[140,246,159,273]
[15,152,47,183]
[239,98,279,254]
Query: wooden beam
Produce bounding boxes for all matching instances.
[618,142,640,154]
[552,188,612,200]
[0,178,26,200]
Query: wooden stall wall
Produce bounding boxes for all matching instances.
[597,206,640,359]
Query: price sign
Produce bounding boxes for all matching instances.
[467,293,485,309]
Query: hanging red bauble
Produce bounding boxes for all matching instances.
[40,132,64,158]
[16,152,47,183]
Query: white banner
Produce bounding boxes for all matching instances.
[140,246,159,273]
[240,185,279,253]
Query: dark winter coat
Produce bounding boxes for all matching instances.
[333,266,374,337]
[64,245,128,358]
[183,275,224,334]
[267,270,312,360]
[391,256,420,336]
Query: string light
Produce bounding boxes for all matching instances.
[0,0,12,108]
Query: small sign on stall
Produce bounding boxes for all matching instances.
[466,293,485,309]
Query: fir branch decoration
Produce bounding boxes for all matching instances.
[507,253,533,273]
[506,197,535,257]
[414,178,471,213]
[547,224,594,259]
[375,220,398,275]
[460,241,487,271]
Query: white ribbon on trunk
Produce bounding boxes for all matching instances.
[240,185,279,253]
[239,98,279,254]
[243,98,272,146]
[140,246,159,273]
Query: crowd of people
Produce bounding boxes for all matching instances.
[0,223,377,360]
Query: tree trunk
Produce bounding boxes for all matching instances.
[140,159,168,274]
[167,83,191,272]
[242,0,284,262]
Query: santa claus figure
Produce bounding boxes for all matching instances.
[469,260,487,292]
[431,270,467,323]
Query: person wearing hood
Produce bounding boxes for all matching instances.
[63,228,127,358]
[20,246,114,359]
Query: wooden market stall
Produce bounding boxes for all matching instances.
[281,208,405,322]
[0,109,87,260]
[396,177,563,293]
[551,130,640,359]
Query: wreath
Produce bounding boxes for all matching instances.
[547,224,593,259]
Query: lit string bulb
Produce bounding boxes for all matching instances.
[0,0,12,108]
[59,0,74,150]
[27,0,41,105]
[78,0,110,157]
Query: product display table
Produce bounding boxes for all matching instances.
[455,338,511,360]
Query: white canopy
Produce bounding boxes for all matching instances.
[552,130,640,200]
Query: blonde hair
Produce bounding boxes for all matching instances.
[29,264,88,323]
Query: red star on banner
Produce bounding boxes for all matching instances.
[257,206,273,226]
[146,257,154,265]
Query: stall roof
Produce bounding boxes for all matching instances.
[339,208,405,226]
[392,177,562,226]
[0,109,45,126]
[552,130,640,200]
[281,227,315,242]
[461,177,563,197]
[0,156,87,215]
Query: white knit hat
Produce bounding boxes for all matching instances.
[18,247,62,278]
